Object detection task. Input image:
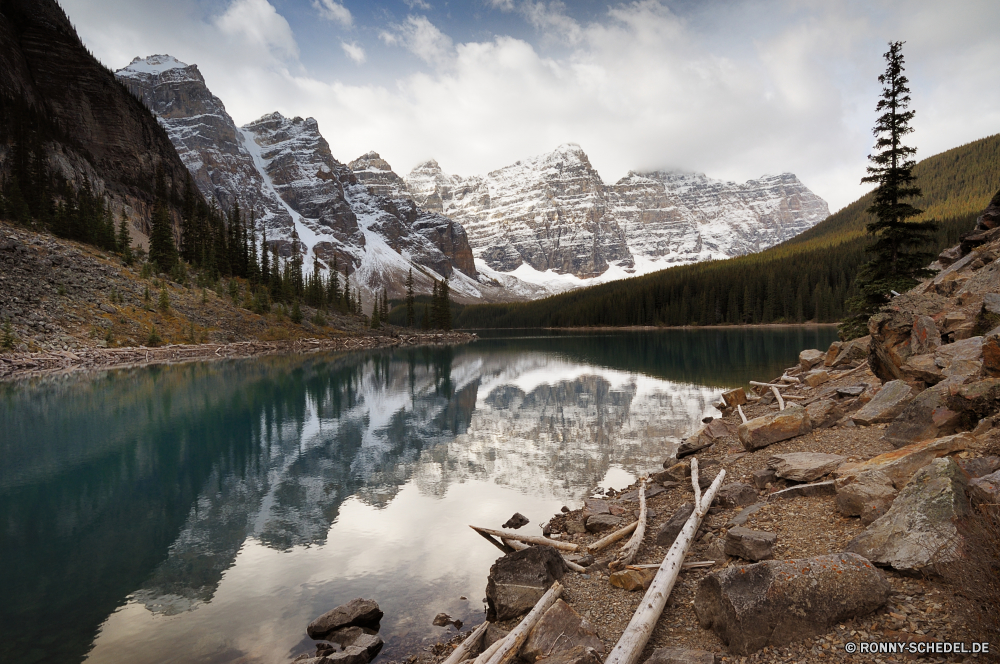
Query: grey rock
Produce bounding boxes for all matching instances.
[847,457,970,573]
[620,483,667,501]
[768,480,836,500]
[957,456,1000,478]
[324,646,371,664]
[723,527,776,561]
[502,512,529,529]
[645,647,716,664]
[969,469,1000,507]
[726,503,765,527]
[835,470,898,525]
[656,503,695,547]
[714,483,758,508]
[799,348,825,370]
[307,599,383,639]
[837,385,866,398]
[535,646,603,664]
[522,599,604,663]
[694,553,890,655]
[983,293,1000,316]
[884,380,966,447]
[767,452,847,482]
[486,546,566,621]
[585,513,623,533]
[805,399,844,429]
[835,432,974,489]
[751,468,777,489]
[737,404,811,451]
[852,380,915,425]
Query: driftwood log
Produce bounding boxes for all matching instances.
[771,386,785,410]
[441,622,489,664]
[470,526,578,552]
[603,459,727,664]
[587,520,638,553]
[502,538,587,573]
[609,479,647,571]
[480,581,564,664]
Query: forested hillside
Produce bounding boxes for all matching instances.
[456,134,999,329]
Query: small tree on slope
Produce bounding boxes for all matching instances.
[841,41,938,340]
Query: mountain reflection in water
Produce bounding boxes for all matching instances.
[0,327,838,664]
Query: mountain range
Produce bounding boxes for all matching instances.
[115,54,828,302]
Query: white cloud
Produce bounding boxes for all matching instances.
[341,41,366,64]
[312,0,353,27]
[381,15,453,66]
[215,0,299,61]
[58,0,1000,212]
[403,0,433,10]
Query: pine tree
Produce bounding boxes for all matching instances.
[117,211,134,264]
[148,169,178,271]
[405,268,415,327]
[842,41,938,339]
[380,289,388,323]
[440,278,451,331]
[431,280,440,328]
[370,300,381,328]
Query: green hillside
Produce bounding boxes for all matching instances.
[456,133,1000,330]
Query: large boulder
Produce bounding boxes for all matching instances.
[521,599,604,663]
[694,553,890,655]
[609,568,656,591]
[768,480,836,500]
[834,470,898,525]
[486,546,566,621]
[867,296,951,382]
[324,628,384,660]
[984,326,1000,377]
[585,514,623,533]
[851,380,915,425]
[828,336,870,368]
[847,457,970,574]
[767,452,846,482]
[835,432,973,489]
[737,404,811,451]
[722,388,747,408]
[307,599,383,639]
[883,380,966,447]
[910,316,942,355]
[723,527,775,561]
[645,648,716,664]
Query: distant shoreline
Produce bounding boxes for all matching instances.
[461,323,840,332]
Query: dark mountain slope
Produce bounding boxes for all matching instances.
[0,0,194,233]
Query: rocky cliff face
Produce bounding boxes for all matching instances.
[405,145,829,284]
[0,3,194,234]
[116,56,480,299]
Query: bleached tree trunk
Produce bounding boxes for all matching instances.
[441,622,489,664]
[603,461,727,664]
[470,526,578,552]
[482,581,563,664]
[609,479,646,571]
[588,520,638,553]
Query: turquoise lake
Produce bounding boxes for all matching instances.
[0,327,839,664]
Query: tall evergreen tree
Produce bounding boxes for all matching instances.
[440,278,451,331]
[148,169,178,271]
[405,268,415,327]
[841,41,938,339]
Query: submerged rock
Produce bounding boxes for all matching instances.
[307,598,383,640]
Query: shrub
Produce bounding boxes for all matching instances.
[158,288,170,313]
[146,326,162,347]
[290,300,303,324]
[1,320,16,350]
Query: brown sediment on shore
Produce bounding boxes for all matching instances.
[0,331,477,381]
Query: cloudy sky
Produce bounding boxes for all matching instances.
[61,0,999,211]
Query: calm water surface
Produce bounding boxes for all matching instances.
[0,327,838,664]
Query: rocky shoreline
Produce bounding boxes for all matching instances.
[309,216,999,664]
[0,331,478,381]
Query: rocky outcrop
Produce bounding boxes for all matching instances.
[851,380,914,425]
[694,553,890,655]
[836,432,973,489]
[404,146,828,283]
[835,470,898,525]
[846,457,970,574]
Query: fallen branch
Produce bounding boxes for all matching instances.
[441,622,489,664]
[782,394,806,401]
[609,479,647,572]
[771,386,785,411]
[603,466,727,664]
[472,633,505,664]
[749,380,785,389]
[476,528,515,555]
[587,520,638,553]
[780,374,801,384]
[470,526,578,552]
[482,581,563,664]
[737,404,748,424]
[626,560,714,570]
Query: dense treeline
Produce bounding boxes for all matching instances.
[456,134,998,330]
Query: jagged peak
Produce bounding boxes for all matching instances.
[118,54,190,77]
[348,151,396,174]
[408,159,445,176]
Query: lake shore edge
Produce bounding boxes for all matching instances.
[0,331,478,382]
